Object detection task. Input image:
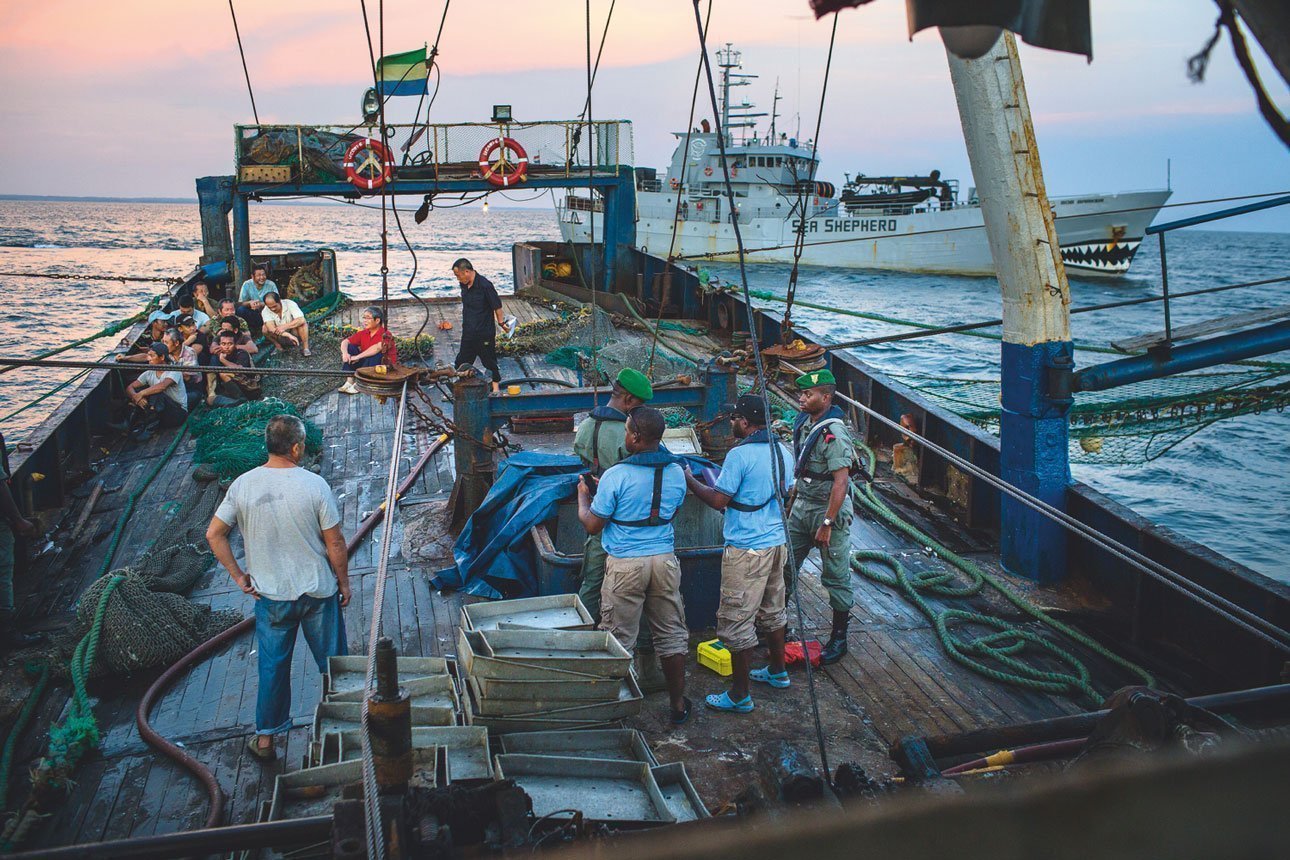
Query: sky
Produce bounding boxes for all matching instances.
[1,0,1286,231]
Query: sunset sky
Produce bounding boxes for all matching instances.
[1,0,1286,230]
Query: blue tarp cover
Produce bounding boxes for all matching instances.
[433,450,715,599]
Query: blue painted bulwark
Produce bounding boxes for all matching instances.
[488,382,706,425]
[1075,321,1290,392]
[231,193,250,288]
[1000,340,1074,584]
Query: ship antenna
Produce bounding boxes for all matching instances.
[769,77,780,143]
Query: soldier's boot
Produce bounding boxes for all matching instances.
[820,609,850,665]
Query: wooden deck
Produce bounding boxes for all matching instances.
[3,296,1139,849]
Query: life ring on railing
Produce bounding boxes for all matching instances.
[703,166,713,176]
[344,138,395,192]
[670,178,680,190]
[478,137,529,187]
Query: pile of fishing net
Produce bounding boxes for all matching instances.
[46,486,242,679]
[545,308,696,384]
[189,398,323,482]
[499,302,605,359]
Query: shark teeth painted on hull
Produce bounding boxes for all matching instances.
[1060,240,1141,275]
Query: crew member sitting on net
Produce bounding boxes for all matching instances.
[122,342,187,440]
[206,415,350,763]
[451,258,504,392]
[260,291,311,356]
[192,280,220,322]
[209,300,250,338]
[572,367,654,620]
[217,314,258,356]
[177,314,210,366]
[163,328,203,410]
[577,405,692,725]
[238,262,275,335]
[207,329,263,407]
[338,306,397,396]
[685,394,793,712]
[784,368,859,665]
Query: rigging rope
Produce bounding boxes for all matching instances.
[692,0,835,780]
[585,0,601,403]
[227,0,261,125]
[781,12,839,341]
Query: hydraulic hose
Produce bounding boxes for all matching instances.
[496,377,578,389]
[134,431,449,829]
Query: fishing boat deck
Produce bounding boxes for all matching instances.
[7,296,1143,849]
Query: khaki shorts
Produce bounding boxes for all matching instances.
[717,545,788,652]
[600,552,689,658]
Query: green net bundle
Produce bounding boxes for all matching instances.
[189,398,323,481]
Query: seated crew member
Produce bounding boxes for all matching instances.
[192,280,220,321]
[163,328,203,410]
[685,394,793,712]
[577,406,691,725]
[572,368,654,621]
[207,330,263,407]
[208,300,250,338]
[218,315,258,356]
[123,343,187,439]
[260,292,311,356]
[177,314,211,366]
[238,262,275,334]
[784,368,859,665]
[338,306,397,396]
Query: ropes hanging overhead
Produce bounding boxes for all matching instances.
[227,0,261,125]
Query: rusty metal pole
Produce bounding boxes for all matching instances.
[451,373,495,527]
[367,637,412,794]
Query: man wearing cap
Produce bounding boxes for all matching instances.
[122,342,188,440]
[572,367,654,619]
[786,368,858,664]
[577,405,692,725]
[685,394,793,712]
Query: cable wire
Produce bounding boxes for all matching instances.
[228,0,260,124]
[692,0,835,781]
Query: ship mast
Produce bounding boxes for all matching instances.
[715,43,763,146]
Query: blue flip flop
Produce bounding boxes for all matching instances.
[750,666,791,689]
[704,690,754,713]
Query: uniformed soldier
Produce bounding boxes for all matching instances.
[685,394,794,713]
[785,368,858,665]
[576,406,692,725]
[572,367,654,619]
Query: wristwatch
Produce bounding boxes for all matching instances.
[822,516,833,527]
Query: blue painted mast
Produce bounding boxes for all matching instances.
[946,33,1073,584]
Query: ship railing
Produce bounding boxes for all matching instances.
[233,120,634,183]
[564,195,604,213]
[637,178,664,193]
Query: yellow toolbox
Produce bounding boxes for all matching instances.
[697,639,732,676]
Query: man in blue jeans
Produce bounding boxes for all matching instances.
[207,414,351,762]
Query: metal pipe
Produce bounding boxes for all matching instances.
[1146,193,1290,234]
[8,815,333,860]
[1073,320,1290,393]
[1159,233,1172,345]
[904,683,1290,762]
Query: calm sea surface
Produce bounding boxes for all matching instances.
[0,200,1286,582]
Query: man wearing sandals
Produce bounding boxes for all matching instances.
[577,406,692,725]
[685,394,793,712]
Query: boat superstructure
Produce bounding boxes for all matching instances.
[557,43,1171,277]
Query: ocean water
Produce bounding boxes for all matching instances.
[0,199,1286,583]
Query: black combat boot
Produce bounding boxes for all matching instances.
[820,609,849,664]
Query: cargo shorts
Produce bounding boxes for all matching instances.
[600,552,689,658]
[717,544,788,653]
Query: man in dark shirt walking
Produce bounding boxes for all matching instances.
[451,258,504,391]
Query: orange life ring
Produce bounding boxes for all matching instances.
[344,138,395,192]
[478,137,529,187]
[703,166,713,176]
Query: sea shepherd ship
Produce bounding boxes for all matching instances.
[558,44,1170,278]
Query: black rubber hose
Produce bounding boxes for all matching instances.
[497,377,578,388]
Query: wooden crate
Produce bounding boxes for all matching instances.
[238,164,293,183]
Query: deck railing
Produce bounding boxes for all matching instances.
[234,120,634,184]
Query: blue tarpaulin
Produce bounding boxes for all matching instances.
[432,450,716,599]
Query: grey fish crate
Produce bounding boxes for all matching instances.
[472,673,625,702]
[456,628,622,681]
[326,654,449,698]
[326,674,460,712]
[493,754,675,825]
[460,594,594,632]
[323,726,493,781]
[269,747,441,823]
[652,763,709,821]
[498,729,658,766]
[475,628,633,677]
[466,675,642,721]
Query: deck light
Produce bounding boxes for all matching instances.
[492,104,512,124]
[362,88,381,124]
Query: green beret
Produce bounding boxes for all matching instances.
[616,367,654,401]
[795,368,836,389]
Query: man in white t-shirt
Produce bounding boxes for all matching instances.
[122,343,187,440]
[206,415,350,762]
[261,291,311,356]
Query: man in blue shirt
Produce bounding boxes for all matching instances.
[685,394,793,713]
[238,262,277,335]
[577,406,691,725]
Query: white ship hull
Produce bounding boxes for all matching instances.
[558,188,1171,278]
